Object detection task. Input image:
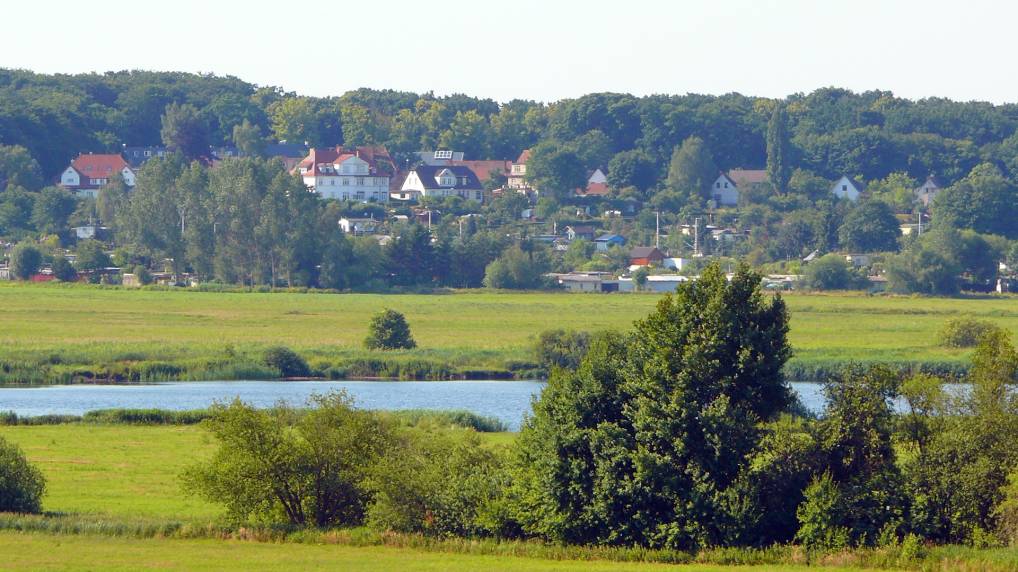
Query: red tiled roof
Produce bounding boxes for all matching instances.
[294,146,396,177]
[515,149,531,164]
[70,153,130,176]
[727,168,768,187]
[451,160,511,182]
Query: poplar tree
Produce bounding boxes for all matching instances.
[766,103,791,193]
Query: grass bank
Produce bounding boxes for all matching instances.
[1,282,1015,383]
[1,423,1016,571]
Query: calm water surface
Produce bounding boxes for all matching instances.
[0,381,839,431]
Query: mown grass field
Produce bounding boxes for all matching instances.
[0,532,883,572]
[2,283,1018,379]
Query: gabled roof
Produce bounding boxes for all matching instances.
[450,160,511,182]
[410,165,483,190]
[726,168,767,187]
[831,175,866,191]
[295,146,395,177]
[567,225,596,235]
[70,153,131,176]
[515,149,531,164]
[582,181,610,196]
[915,175,942,191]
[595,233,625,242]
[629,246,664,259]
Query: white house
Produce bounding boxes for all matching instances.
[710,173,740,206]
[507,149,531,190]
[59,153,136,198]
[395,165,485,203]
[295,147,394,203]
[708,169,767,207]
[830,175,865,201]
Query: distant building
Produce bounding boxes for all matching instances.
[914,175,942,207]
[565,225,597,241]
[338,217,379,235]
[709,169,768,207]
[577,168,610,197]
[831,175,865,201]
[594,233,626,251]
[628,246,666,267]
[507,149,531,190]
[395,165,485,202]
[416,150,465,166]
[122,146,170,168]
[294,146,395,202]
[60,154,136,198]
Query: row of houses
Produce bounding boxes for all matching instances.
[710,169,942,206]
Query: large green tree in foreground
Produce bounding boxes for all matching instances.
[510,262,791,550]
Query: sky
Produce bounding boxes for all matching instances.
[1,0,1014,103]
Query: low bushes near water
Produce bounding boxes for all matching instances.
[262,346,309,378]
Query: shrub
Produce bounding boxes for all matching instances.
[51,255,77,282]
[366,430,505,537]
[134,265,153,286]
[802,254,865,291]
[364,309,416,350]
[533,329,591,372]
[9,243,42,280]
[182,393,392,527]
[263,346,310,378]
[0,435,46,513]
[938,317,1000,348]
[795,473,850,551]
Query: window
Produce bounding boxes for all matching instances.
[357,177,365,186]
[842,184,848,191]
[716,182,720,188]
[343,178,350,186]
[475,191,482,200]
[434,150,453,159]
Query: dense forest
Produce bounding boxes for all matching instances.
[4,69,1018,293]
[5,68,1018,183]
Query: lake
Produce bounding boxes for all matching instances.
[0,380,837,431]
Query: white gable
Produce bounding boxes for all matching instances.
[710,174,739,206]
[830,176,861,201]
[588,168,607,184]
[61,166,80,187]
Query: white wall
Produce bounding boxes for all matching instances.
[61,167,79,187]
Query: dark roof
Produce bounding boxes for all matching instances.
[567,225,596,234]
[410,165,483,190]
[264,143,307,158]
[595,234,625,242]
[629,246,664,258]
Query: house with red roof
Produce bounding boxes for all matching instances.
[59,153,137,198]
[294,146,395,203]
[576,168,610,197]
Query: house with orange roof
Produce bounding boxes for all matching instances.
[294,146,395,203]
[59,153,137,198]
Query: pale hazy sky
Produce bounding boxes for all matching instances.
[2,0,1014,103]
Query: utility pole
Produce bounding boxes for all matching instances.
[917,211,923,236]
[693,216,701,257]
[655,210,660,249]
[458,217,463,238]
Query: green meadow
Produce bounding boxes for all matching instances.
[1,282,1017,382]
[2,424,1017,571]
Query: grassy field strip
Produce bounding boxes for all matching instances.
[3,284,1018,369]
[0,532,888,571]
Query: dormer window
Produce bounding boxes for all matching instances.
[434,150,453,160]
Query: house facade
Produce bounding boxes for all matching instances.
[628,246,666,266]
[60,154,136,198]
[395,165,485,202]
[914,176,942,207]
[831,175,865,201]
[507,149,531,190]
[295,146,394,202]
[709,169,767,207]
[594,233,626,251]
